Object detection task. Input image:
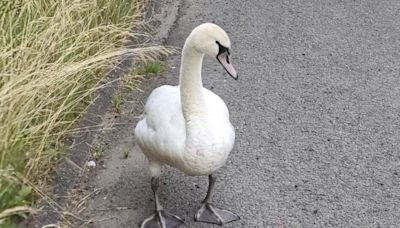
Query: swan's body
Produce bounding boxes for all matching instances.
[135,23,239,228]
[135,84,234,176]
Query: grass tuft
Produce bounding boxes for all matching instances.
[112,93,123,114]
[136,61,165,75]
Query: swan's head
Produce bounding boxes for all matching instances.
[186,23,238,80]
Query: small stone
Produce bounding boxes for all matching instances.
[87,160,96,167]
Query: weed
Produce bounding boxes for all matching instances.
[121,61,167,91]
[122,148,130,159]
[136,61,165,75]
[0,184,32,214]
[112,93,123,114]
[90,143,106,160]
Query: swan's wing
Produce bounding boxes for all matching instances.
[135,85,185,162]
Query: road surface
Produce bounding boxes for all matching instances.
[83,0,400,227]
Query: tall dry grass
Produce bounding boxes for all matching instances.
[0,0,171,224]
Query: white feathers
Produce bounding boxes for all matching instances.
[134,23,235,177]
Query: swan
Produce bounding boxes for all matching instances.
[135,23,239,228]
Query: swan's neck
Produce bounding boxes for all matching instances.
[179,45,207,119]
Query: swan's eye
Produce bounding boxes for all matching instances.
[216,41,229,55]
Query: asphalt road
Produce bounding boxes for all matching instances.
[83,0,400,227]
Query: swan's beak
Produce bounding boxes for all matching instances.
[217,52,238,80]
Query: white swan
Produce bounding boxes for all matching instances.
[135,23,239,228]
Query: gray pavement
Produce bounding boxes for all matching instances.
[83,0,400,227]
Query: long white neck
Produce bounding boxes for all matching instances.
[179,42,207,121]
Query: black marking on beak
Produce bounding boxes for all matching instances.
[216,41,229,55]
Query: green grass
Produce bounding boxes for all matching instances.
[112,93,123,114]
[120,61,168,92]
[0,0,173,225]
[136,61,165,75]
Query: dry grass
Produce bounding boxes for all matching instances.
[0,0,173,225]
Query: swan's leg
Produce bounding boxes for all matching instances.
[194,174,240,225]
[141,177,184,228]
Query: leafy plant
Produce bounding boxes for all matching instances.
[90,143,106,160]
[0,183,32,212]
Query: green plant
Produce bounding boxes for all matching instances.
[112,93,123,114]
[0,182,32,214]
[0,172,34,225]
[136,61,165,75]
[90,143,106,160]
[122,148,130,159]
[0,218,16,228]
